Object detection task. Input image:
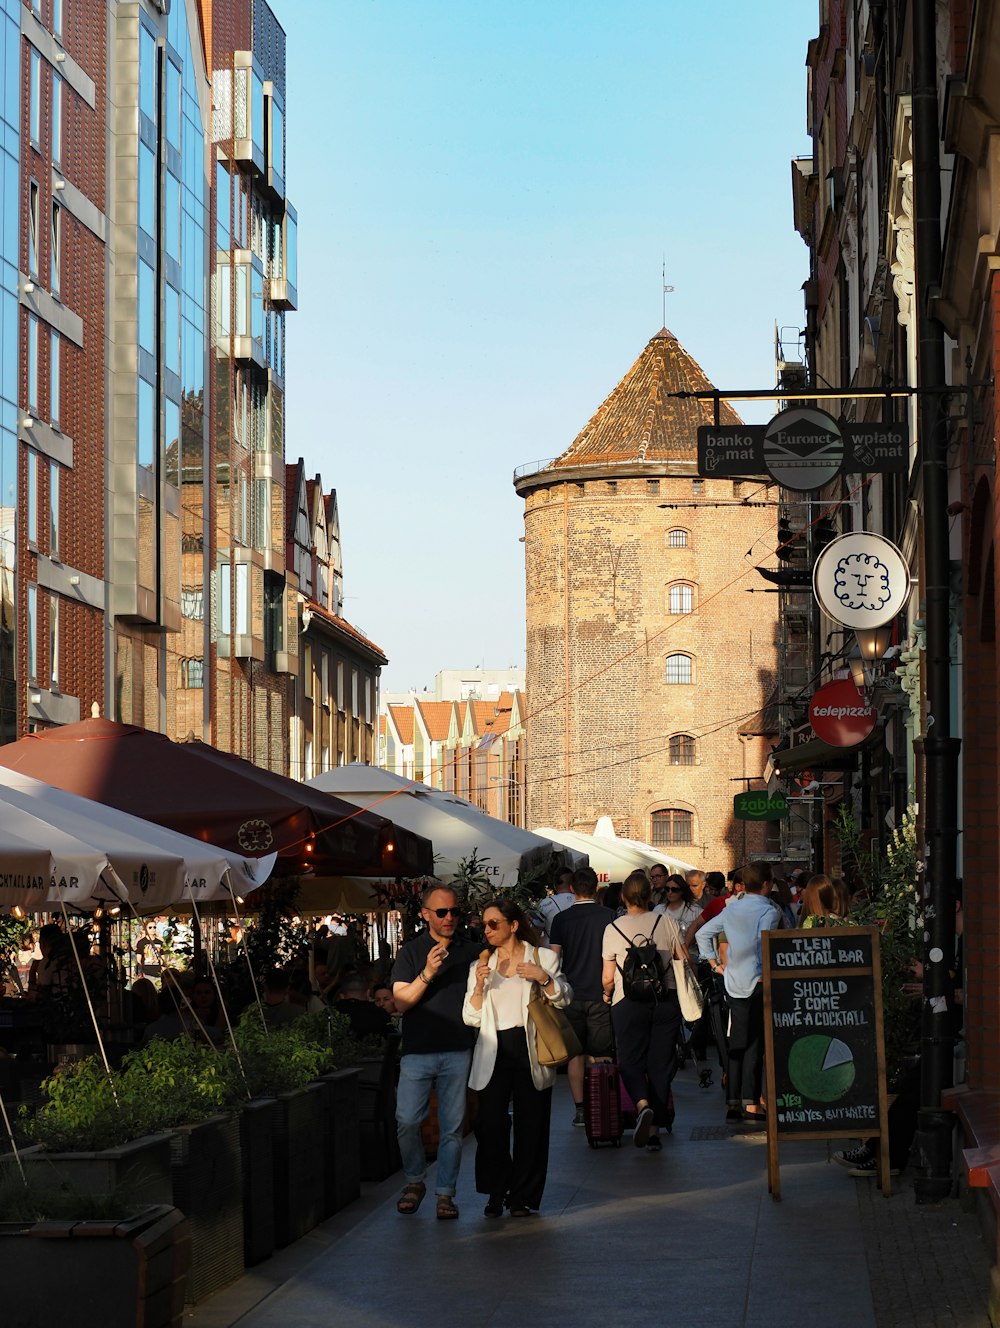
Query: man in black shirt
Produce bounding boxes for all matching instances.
[390,884,479,1219]
[549,866,615,1127]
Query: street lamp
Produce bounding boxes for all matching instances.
[849,624,895,691]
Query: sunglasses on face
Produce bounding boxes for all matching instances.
[482,918,506,931]
[428,907,462,918]
[665,886,683,893]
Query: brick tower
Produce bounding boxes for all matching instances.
[514,328,780,872]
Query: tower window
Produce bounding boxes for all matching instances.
[665,653,692,685]
[651,809,693,846]
[668,583,694,615]
[669,734,696,765]
[668,528,689,548]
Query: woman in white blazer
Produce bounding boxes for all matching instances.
[463,897,572,1217]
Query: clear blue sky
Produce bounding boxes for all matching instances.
[282,1,817,691]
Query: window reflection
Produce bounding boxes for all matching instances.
[138,260,155,355]
[138,377,155,469]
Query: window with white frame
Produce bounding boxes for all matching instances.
[665,653,692,684]
[26,450,38,545]
[668,582,694,614]
[29,52,40,145]
[28,182,39,276]
[49,331,59,428]
[27,315,39,414]
[49,593,59,688]
[49,461,59,558]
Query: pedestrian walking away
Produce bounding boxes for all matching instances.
[463,898,572,1217]
[548,865,615,1127]
[602,869,686,1150]
[390,884,480,1220]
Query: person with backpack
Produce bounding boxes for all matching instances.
[601,869,687,1149]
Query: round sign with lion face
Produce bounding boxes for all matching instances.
[812,531,911,628]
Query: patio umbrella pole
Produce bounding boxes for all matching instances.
[0,1087,26,1187]
[187,888,248,1094]
[56,896,117,1102]
[223,878,267,1031]
[119,896,219,1051]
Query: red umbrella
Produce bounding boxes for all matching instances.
[0,718,431,878]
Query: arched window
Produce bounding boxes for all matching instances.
[651,809,693,846]
[667,528,689,549]
[668,582,694,614]
[665,653,692,684]
[669,734,696,765]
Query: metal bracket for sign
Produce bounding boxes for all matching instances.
[762,925,890,1202]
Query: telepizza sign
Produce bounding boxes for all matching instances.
[808,679,877,747]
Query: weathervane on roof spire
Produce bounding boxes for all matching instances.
[662,256,675,327]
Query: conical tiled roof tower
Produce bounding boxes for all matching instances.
[515,328,778,870]
[547,327,742,470]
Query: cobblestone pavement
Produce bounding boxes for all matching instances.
[856,1171,992,1328]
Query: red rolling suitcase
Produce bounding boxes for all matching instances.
[584,1061,624,1148]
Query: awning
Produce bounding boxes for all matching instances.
[764,729,882,781]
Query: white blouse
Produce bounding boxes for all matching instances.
[491,972,529,1030]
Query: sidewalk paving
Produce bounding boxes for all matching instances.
[186,1063,993,1328]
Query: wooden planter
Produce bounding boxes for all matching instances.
[313,1068,361,1217]
[6,1133,174,1209]
[358,1046,402,1182]
[0,1204,190,1328]
[272,1084,324,1247]
[169,1114,244,1303]
[239,1098,278,1266]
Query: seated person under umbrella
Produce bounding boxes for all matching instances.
[335,972,393,1040]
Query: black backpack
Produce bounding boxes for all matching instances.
[612,915,667,1003]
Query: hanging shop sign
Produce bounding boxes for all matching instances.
[812,531,911,629]
[808,678,877,748]
[733,790,789,821]
[697,416,908,484]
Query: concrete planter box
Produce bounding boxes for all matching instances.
[169,1113,244,1303]
[0,1204,190,1328]
[313,1068,361,1217]
[239,1097,278,1266]
[4,1133,174,1209]
[272,1084,324,1246]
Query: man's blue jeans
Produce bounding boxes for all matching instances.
[396,1050,472,1197]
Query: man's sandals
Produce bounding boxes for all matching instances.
[396,1183,459,1219]
[397,1182,426,1215]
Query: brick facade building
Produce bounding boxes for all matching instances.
[514,329,780,871]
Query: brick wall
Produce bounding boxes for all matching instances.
[522,472,779,871]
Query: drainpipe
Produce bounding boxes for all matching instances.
[912,0,959,1204]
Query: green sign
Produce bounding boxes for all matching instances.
[733,791,789,821]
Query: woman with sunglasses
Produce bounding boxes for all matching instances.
[656,874,701,934]
[463,898,572,1217]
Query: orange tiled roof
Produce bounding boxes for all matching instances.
[549,328,741,469]
[415,700,455,742]
[388,704,414,746]
[467,700,498,735]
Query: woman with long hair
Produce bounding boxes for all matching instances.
[656,873,701,932]
[463,897,572,1217]
[602,870,688,1150]
[799,874,848,928]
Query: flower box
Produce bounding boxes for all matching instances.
[313,1068,361,1217]
[239,1097,278,1265]
[0,1204,190,1328]
[6,1132,174,1209]
[272,1083,324,1246]
[169,1113,244,1303]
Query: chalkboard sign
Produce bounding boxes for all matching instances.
[762,926,890,1200]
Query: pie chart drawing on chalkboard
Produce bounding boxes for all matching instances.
[788,1036,856,1102]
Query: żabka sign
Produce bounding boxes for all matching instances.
[809,679,877,747]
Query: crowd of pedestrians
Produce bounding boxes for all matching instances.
[387,863,882,1221]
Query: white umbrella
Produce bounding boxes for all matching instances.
[308,765,579,888]
[0,769,271,909]
[0,802,125,911]
[530,827,696,885]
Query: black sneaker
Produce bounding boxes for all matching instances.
[572,1106,585,1128]
[847,1155,900,1178]
[633,1105,654,1147]
[834,1144,872,1169]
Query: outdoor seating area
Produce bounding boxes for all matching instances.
[0,724,591,1328]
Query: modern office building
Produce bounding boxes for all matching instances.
[4,0,301,772]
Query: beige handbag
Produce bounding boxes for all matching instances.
[527,982,582,1067]
[672,954,705,1023]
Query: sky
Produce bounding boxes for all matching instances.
[281,1,818,692]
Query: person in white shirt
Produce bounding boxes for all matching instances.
[534,869,576,943]
[696,864,780,1122]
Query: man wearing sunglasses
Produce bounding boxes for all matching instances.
[391,885,480,1220]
